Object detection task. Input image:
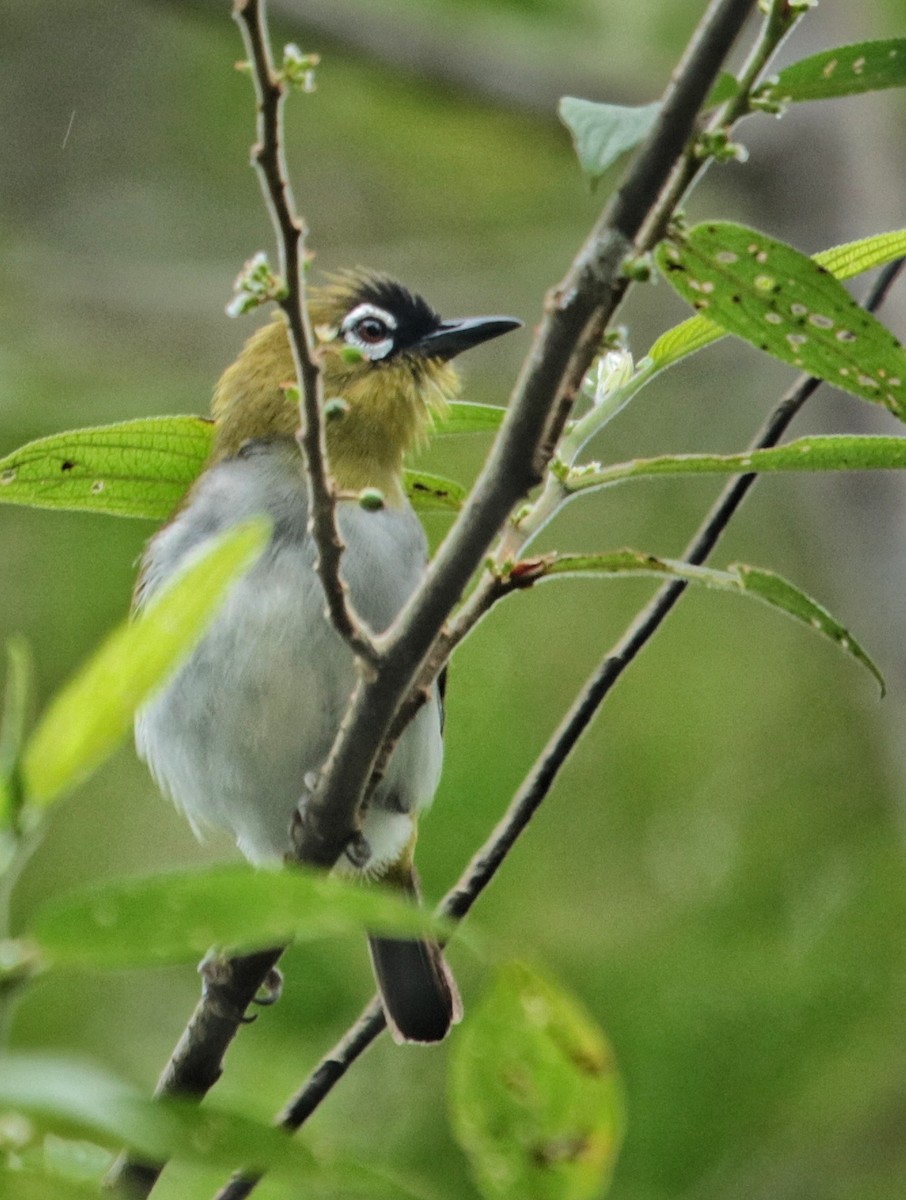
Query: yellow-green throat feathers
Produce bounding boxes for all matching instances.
[210,271,521,501]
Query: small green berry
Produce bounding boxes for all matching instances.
[358,488,385,512]
[323,397,348,421]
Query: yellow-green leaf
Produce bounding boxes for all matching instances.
[450,962,625,1200]
[21,519,270,807]
[524,550,883,693]
[0,416,213,520]
[566,434,906,491]
[435,401,506,435]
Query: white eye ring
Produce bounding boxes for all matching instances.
[341,303,397,361]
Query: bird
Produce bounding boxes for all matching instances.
[134,270,521,1042]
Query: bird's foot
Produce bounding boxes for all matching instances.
[291,779,372,870]
[344,830,372,869]
[198,952,257,1024]
[253,966,284,1007]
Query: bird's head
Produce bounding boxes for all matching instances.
[211,270,521,500]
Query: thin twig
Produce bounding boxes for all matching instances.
[108,946,285,1198]
[294,0,758,871]
[209,260,902,1200]
[212,1000,387,1200]
[233,0,379,669]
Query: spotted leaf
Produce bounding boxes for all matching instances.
[762,39,906,103]
[0,417,212,520]
[656,222,906,417]
[403,469,466,512]
[648,229,906,372]
[450,962,625,1200]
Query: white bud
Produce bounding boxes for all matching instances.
[583,348,635,407]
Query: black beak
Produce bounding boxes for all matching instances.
[411,315,522,361]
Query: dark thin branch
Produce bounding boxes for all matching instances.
[213,1000,386,1200]
[294,0,758,871]
[109,946,285,1198]
[233,0,379,669]
[210,258,906,1200]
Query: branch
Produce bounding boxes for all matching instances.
[212,1000,386,1200]
[293,0,759,870]
[210,257,906,1200]
[109,946,285,1198]
[232,0,379,668]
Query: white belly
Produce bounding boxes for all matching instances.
[135,442,443,866]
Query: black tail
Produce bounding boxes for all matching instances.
[368,933,461,1043]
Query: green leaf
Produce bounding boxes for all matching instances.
[403,469,466,512]
[523,551,883,693]
[21,519,270,808]
[706,71,740,107]
[0,1054,315,1178]
[0,407,493,524]
[648,228,906,372]
[0,636,32,830]
[434,401,506,435]
[558,96,660,182]
[0,1165,104,1200]
[28,862,448,968]
[450,962,625,1200]
[0,417,213,521]
[763,39,906,103]
[566,434,906,492]
[656,222,906,417]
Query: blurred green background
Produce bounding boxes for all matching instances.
[3,1,906,1197]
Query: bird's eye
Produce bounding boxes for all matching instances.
[353,316,390,344]
[340,303,398,361]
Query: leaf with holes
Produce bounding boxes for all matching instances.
[648,228,906,372]
[656,223,906,417]
[518,550,883,693]
[0,408,485,522]
[403,469,466,512]
[762,39,906,103]
[21,519,270,807]
[559,96,660,183]
[0,417,212,520]
[450,962,625,1200]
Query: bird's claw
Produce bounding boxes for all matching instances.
[253,966,284,1007]
[291,787,372,870]
[344,830,372,869]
